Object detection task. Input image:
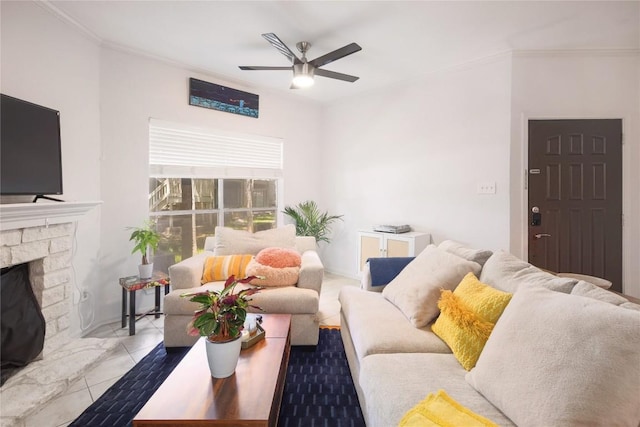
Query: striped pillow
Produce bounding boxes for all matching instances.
[201,254,253,283]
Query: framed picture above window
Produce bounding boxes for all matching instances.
[189,78,259,118]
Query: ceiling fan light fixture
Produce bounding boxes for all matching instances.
[292,63,315,88]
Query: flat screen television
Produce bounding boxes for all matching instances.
[1,94,63,200]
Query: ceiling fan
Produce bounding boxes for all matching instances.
[239,33,362,89]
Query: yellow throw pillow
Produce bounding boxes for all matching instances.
[201,254,253,283]
[399,389,498,427]
[432,272,512,370]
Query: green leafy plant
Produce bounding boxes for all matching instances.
[283,200,343,244]
[128,221,161,265]
[181,276,261,342]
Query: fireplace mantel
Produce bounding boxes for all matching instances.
[0,201,102,231]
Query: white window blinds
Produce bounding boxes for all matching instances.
[149,119,283,178]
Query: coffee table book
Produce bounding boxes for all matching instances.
[133,314,291,427]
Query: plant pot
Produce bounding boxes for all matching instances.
[205,335,242,378]
[138,263,153,279]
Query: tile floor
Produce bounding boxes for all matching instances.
[23,273,359,427]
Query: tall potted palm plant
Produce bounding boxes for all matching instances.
[283,200,343,244]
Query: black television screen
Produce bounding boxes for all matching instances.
[1,94,63,196]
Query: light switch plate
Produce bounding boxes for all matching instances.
[477,182,496,194]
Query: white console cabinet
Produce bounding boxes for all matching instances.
[357,230,431,272]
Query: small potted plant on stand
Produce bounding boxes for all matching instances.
[128,221,161,279]
[181,276,261,378]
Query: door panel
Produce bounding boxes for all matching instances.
[528,119,622,292]
[359,235,382,270]
[387,239,409,258]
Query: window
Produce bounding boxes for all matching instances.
[148,120,283,273]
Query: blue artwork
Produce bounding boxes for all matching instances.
[189,78,259,118]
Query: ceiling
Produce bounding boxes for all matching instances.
[47,1,639,104]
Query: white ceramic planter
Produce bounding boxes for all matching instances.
[138,263,153,279]
[205,335,242,378]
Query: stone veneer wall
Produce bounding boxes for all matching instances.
[0,223,74,355]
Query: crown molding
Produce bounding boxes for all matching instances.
[512,48,639,58]
[36,0,102,43]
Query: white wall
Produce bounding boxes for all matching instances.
[97,47,324,327]
[321,56,513,277]
[3,3,638,335]
[1,2,324,332]
[1,1,103,336]
[509,52,640,297]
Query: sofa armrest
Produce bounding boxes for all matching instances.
[297,250,324,295]
[168,252,211,290]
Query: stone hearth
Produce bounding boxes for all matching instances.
[0,202,118,427]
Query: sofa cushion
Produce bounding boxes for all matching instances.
[246,259,300,287]
[212,225,296,256]
[165,281,318,315]
[571,280,640,311]
[479,251,577,293]
[359,353,515,427]
[201,254,253,283]
[432,273,512,370]
[339,286,451,359]
[571,280,629,305]
[382,245,481,327]
[254,247,301,268]
[438,240,493,267]
[466,286,640,427]
[512,266,577,293]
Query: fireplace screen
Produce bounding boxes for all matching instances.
[1,263,46,385]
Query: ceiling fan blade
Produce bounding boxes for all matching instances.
[314,68,359,82]
[262,33,302,65]
[239,66,292,71]
[309,43,362,68]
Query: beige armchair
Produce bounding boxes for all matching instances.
[163,226,324,347]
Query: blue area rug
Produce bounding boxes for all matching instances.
[70,328,364,427]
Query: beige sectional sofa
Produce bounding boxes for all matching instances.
[340,241,640,426]
[164,225,324,347]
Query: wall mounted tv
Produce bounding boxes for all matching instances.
[1,94,63,201]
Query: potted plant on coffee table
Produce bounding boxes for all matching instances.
[181,275,261,378]
[128,221,161,279]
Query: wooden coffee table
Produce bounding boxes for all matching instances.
[133,314,291,427]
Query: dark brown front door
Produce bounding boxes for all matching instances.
[528,119,623,292]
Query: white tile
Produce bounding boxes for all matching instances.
[87,324,120,339]
[320,314,341,327]
[88,377,119,402]
[24,388,92,427]
[149,315,165,329]
[119,328,163,354]
[83,351,135,387]
[64,377,88,395]
[318,299,341,320]
[128,343,161,364]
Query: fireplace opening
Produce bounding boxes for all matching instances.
[1,263,46,386]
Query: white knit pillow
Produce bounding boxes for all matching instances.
[466,286,640,427]
[212,225,296,256]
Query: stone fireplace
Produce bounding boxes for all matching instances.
[0,202,118,427]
